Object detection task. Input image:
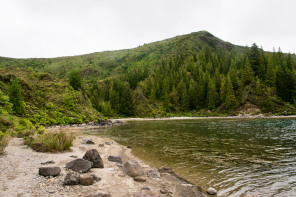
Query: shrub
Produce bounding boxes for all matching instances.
[26,130,74,152]
[9,79,25,115]
[69,70,82,90]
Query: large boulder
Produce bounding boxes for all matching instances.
[64,172,80,185]
[133,190,160,197]
[123,159,144,177]
[66,159,92,173]
[108,156,123,164]
[39,166,61,177]
[83,149,104,168]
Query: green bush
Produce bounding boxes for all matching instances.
[26,130,74,152]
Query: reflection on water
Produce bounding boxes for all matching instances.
[99,118,296,196]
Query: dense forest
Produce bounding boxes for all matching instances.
[1,31,296,123]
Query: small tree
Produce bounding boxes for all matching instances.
[9,79,25,115]
[225,76,237,110]
[69,70,82,90]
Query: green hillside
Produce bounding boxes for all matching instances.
[0,31,295,119]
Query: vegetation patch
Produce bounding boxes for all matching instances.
[26,130,74,152]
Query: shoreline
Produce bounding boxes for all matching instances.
[0,126,206,197]
[112,114,296,122]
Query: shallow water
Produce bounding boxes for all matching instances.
[97,118,296,196]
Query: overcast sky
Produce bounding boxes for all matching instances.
[0,0,295,58]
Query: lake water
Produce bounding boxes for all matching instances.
[96,118,296,196]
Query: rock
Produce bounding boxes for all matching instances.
[134,176,146,182]
[64,172,80,185]
[87,191,112,197]
[147,170,160,179]
[206,187,217,195]
[160,189,169,194]
[123,159,144,177]
[127,146,132,149]
[41,160,55,165]
[284,111,288,116]
[66,159,92,173]
[112,120,124,126]
[70,155,78,158]
[39,166,61,177]
[99,144,104,147]
[108,156,123,164]
[141,187,150,191]
[133,190,160,197]
[105,142,111,145]
[91,174,101,182]
[83,149,104,168]
[83,139,95,144]
[158,166,174,174]
[80,174,94,185]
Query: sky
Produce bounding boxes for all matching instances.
[0,0,295,58]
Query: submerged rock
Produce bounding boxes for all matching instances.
[64,172,80,185]
[66,159,92,173]
[83,149,104,168]
[39,166,61,177]
[123,159,144,177]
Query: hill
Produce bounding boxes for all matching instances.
[0,31,295,119]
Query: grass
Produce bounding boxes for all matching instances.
[26,129,75,152]
[0,132,9,154]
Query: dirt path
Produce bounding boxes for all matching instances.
[0,134,205,197]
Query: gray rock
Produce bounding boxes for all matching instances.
[66,159,92,173]
[108,156,123,164]
[133,190,160,197]
[206,187,217,195]
[82,139,95,144]
[141,187,150,191]
[91,174,101,182]
[80,174,94,185]
[134,176,146,182]
[39,166,61,177]
[87,191,112,197]
[123,159,144,177]
[83,149,104,168]
[147,170,160,178]
[64,172,80,185]
[105,142,111,145]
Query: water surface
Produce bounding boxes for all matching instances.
[97,118,296,196]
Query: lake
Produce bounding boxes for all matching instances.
[94,118,296,196]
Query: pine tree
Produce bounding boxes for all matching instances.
[225,76,237,110]
[265,58,276,87]
[207,80,216,110]
[242,57,254,85]
[9,79,25,115]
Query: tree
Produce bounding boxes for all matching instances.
[225,76,237,110]
[9,79,25,115]
[69,70,82,90]
[242,57,254,85]
[265,58,276,87]
[207,79,216,110]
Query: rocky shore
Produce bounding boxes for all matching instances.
[0,125,206,197]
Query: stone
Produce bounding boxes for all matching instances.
[112,120,124,126]
[133,190,160,197]
[141,187,150,191]
[83,149,104,168]
[87,191,112,197]
[91,174,101,182]
[105,142,111,145]
[127,146,132,149]
[41,160,55,165]
[147,170,160,179]
[284,111,288,116]
[134,176,146,182]
[158,166,173,174]
[80,174,94,185]
[160,189,169,194]
[175,185,205,197]
[123,159,144,177]
[65,159,92,173]
[108,156,123,164]
[99,144,104,147]
[39,167,61,177]
[64,172,80,185]
[206,187,217,195]
[83,139,95,144]
[70,155,78,158]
